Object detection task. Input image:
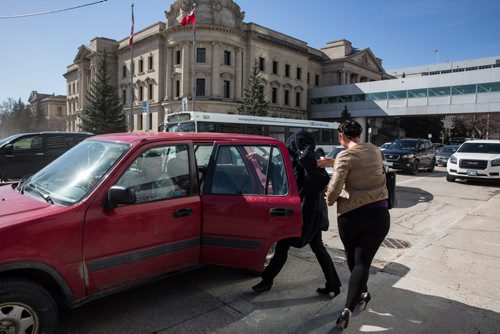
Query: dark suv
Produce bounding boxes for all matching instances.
[0,131,93,182]
[383,138,436,175]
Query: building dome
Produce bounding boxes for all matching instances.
[165,0,245,29]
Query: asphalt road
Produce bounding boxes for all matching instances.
[55,166,500,333]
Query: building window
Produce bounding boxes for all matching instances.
[68,84,71,95]
[223,80,230,98]
[196,78,205,96]
[307,72,310,84]
[139,59,144,73]
[148,55,153,70]
[57,106,63,117]
[259,57,265,71]
[175,80,180,97]
[148,84,154,101]
[296,92,301,107]
[285,64,290,77]
[122,90,127,104]
[175,50,181,65]
[139,86,144,101]
[272,87,277,103]
[284,90,289,105]
[197,48,206,63]
[296,67,302,80]
[315,74,319,86]
[224,50,231,65]
[122,65,127,78]
[273,61,278,74]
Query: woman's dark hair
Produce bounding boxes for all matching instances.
[338,120,362,139]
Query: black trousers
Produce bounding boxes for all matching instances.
[261,231,341,289]
[338,206,390,311]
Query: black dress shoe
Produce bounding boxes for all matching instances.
[252,280,273,292]
[336,308,352,329]
[316,285,340,298]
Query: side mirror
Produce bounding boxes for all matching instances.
[3,143,13,155]
[106,185,136,208]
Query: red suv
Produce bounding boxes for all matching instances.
[0,132,302,333]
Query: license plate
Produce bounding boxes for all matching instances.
[467,170,478,176]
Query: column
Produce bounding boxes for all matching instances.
[181,43,190,97]
[165,47,173,100]
[234,48,242,100]
[211,42,221,98]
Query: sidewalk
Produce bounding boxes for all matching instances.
[314,194,500,333]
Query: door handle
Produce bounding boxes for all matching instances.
[173,208,192,218]
[35,153,45,156]
[269,208,293,217]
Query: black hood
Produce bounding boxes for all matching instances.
[286,131,316,160]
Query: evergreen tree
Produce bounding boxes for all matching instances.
[0,99,33,136]
[340,105,351,122]
[237,60,269,116]
[80,50,127,134]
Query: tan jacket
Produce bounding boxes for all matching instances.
[326,143,388,215]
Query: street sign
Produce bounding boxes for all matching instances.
[142,101,149,114]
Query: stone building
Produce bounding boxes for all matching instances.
[28,91,67,131]
[64,0,391,132]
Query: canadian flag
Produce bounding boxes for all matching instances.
[179,8,196,26]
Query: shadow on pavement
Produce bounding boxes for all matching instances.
[393,185,434,209]
[55,258,500,333]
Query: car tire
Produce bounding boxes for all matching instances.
[427,159,435,172]
[446,173,456,182]
[410,161,419,175]
[0,278,58,334]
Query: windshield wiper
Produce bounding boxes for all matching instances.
[25,183,54,204]
[16,174,33,194]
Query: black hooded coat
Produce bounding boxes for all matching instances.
[286,131,331,248]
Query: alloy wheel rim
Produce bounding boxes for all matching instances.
[0,303,38,334]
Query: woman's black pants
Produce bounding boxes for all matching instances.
[338,206,390,311]
[261,231,341,289]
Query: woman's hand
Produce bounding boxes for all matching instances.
[317,156,334,168]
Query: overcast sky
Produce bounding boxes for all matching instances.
[1,0,499,102]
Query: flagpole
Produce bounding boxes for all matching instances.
[192,3,196,112]
[129,2,135,131]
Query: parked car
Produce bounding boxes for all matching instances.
[432,143,444,152]
[383,138,436,175]
[435,145,459,166]
[446,140,500,182]
[324,145,389,177]
[0,132,303,332]
[380,142,392,150]
[0,131,93,182]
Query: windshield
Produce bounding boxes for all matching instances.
[388,140,418,150]
[21,140,129,205]
[458,142,500,154]
[439,146,458,154]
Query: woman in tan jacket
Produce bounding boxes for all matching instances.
[321,120,390,329]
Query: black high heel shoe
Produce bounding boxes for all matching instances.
[358,292,371,310]
[252,280,273,292]
[316,285,340,298]
[336,308,351,329]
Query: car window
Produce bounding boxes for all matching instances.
[116,145,191,203]
[13,135,42,151]
[440,146,457,154]
[327,146,344,158]
[210,145,288,196]
[390,140,417,150]
[46,136,67,150]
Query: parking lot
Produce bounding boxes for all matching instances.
[53,166,500,333]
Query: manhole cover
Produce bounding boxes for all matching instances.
[381,238,411,249]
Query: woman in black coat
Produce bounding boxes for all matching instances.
[252,131,341,297]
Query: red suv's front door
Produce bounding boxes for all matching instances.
[82,143,202,294]
[200,141,302,272]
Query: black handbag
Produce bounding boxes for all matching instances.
[385,170,397,209]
